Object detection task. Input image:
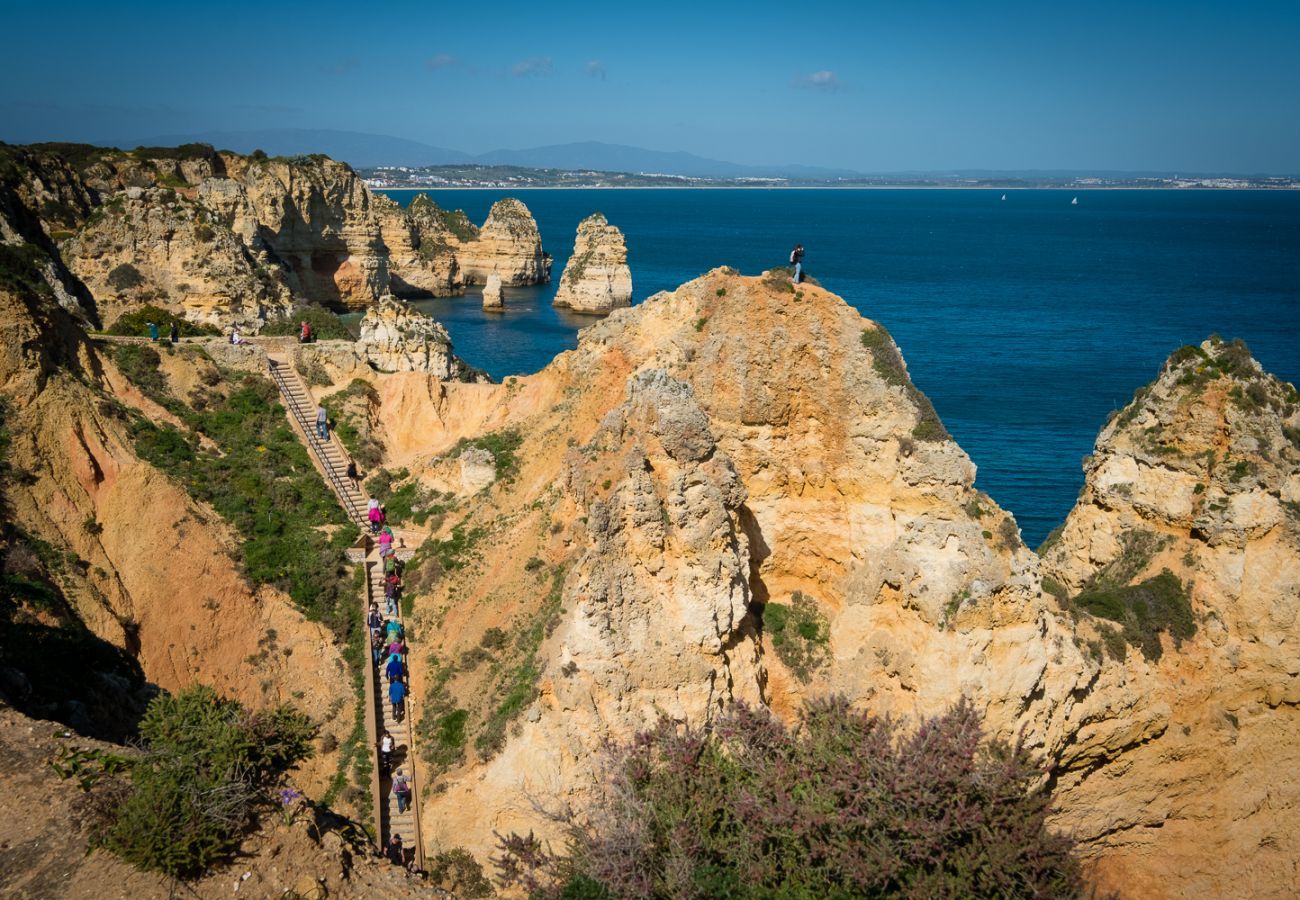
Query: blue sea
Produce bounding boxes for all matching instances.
[380,188,1300,546]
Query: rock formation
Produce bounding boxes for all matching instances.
[357,294,487,380]
[481,272,503,311]
[454,198,551,286]
[62,186,293,331]
[552,212,632,314]
[1040,338,1300,897]
[377,192,461,298]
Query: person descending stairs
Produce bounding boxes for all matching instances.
[265,354,368,526]
[266,350,424,869]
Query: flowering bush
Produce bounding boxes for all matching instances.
[495,698,1082,898]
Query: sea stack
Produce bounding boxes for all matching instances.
[552,212,633,314]
[482,272,504,311]
[455,198,551,286]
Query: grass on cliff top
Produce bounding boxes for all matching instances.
[261,307,356,341]
[860,328,950,442]
[113,346,358,640]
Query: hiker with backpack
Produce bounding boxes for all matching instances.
[169,321,179,344]
[387,834,404,866]
[346,459,361,491]
[790,244,805,284]
[368,500,384,535]
[393,770,412,813]
[299,320,313,344]
[379,730,394,774]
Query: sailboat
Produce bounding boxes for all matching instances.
[1001,194,1007,201]
[1071,196,1078,205]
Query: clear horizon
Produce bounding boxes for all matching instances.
[3,0,1298,174]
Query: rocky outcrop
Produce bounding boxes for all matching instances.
[481,272,503,311]
[453,198,550,286]
[212,153,389,310]
[377,193,461,297]
[552,212,632,314]
[1041,338,1300,897]
[62,186,293,331]
[412,269,1090,858]
[357,294,487,380]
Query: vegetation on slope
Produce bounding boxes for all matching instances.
[495,698,1083,898]
[112,344,358,639]
[261,307,355,340]
[66,685,314,879]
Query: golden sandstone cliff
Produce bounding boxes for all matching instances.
[1,142,550,331]
[2,143,1298,897]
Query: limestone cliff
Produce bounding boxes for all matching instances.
[1041,338,1300,897]
[375,192,460,298]
[453,197,551,286]
[552,212,632,314]
[397,269,1088,859]
[62,186,293,330]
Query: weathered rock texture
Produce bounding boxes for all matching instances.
[552,212,632,314]
[357,294,487,380]
[453,197,551,286]
[4,143,554,334]
[62,186,293,330]
[399,269,1087,861]
[1041,338,1300,897]
[376,192,461,297]
[481,272,503,310]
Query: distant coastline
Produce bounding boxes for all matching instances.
[373,184,1299,192]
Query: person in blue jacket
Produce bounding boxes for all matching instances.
[389,678,407,721]
[385,653,404,683]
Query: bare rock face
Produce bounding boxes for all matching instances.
[378,193,462,297]
[215,153,389,309]
[481,272,503,310]
[552,212,632,315]
[428,366,763,854]
[1041,338,1300,897]
[454,198,550,286]
[357,294,486,380]
[62,187,293,331]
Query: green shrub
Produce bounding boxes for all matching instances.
[96,685,314,879]
[108,305,219,338]
[1072,569,1194,662]
[262,307,355,341]
[763,591,829,682]
[365,466,450,526]
[427,848,493,898]
[495,698,1082,899]
[106,263,145,292]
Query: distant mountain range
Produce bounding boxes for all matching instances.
[106,128,861,179]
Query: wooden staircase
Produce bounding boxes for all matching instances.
[265,352,426,869]
[265,354,368,526]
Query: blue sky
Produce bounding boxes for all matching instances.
[3,0,1298,172]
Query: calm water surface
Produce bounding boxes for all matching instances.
[380,188,1300,545]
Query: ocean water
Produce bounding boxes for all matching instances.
[380,188,1300,545]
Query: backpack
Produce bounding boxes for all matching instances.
[394,778,410,796]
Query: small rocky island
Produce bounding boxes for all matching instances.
[552,212,632,314]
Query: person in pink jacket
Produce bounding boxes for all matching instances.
[367,499,384,534]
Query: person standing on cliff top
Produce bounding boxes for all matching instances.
[790,244,805,284]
